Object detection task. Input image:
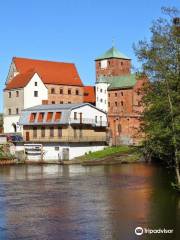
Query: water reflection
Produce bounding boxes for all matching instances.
[0,164,179,240]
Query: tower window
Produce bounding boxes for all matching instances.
[16,108,19,114]
[16,91,19,97]
[121,92,123,96]
[8,108,11,115]
[34,82,37,86]
[76,89,79,95]
[115,101,117,107]
[60,88,63,94]
[8,92,11,98]
[121,101,124,106]
[115,93,117,97]
[34,91,38,97]
[68,89,71,95]
[51,88,55,94]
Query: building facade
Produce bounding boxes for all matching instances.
[19,103,107,161]
[95,46,147,145]
[3,57,93,133]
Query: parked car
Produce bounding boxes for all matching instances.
[7,134,23,142]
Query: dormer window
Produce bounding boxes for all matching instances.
[46,112,53,122]
[38,112,45,122]
[30,113,37,122]
[55,112,62,122]
[100,60,107,69]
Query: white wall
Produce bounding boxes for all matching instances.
[70,104,107,124]
[95,83,109,112]
[15,143,107,161]
[24,73,48,109]
[3,115,22,133]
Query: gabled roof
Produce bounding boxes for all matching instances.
[5,70,36,90]
[96,74,136,89]
[95,47,131,61]
[5,57,83,90]
[83,86,95,103]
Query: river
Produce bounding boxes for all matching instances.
[0,163,179,240]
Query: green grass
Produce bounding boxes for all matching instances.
[79,145,137,161]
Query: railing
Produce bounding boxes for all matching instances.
[70,118,107,127]
[25,135,108,143]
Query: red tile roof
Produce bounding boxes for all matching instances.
[5,69,36,90]
[83,86,96,104]
[6,57,83,90]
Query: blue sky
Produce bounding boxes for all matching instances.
[0,0,179,112]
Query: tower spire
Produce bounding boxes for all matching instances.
[112,38,115,48]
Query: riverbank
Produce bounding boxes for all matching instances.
[63,146,143,166]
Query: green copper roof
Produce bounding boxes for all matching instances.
[95,47,131,60]
[96,74,136,89]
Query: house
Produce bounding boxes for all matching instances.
[4,57,84,133]
[19,103,108,161]
[95,46,147,145]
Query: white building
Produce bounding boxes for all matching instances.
[4,72,48,133]
[18,103,108,161]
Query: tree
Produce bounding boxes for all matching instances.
[133,7,180,187]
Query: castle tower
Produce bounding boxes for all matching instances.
[95,46,131,112]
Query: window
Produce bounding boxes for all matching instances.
[115,93,117,97]
[74,128,77,138]
[76,89,79,95]
[95,116,98,123]
[108,93,110,97]
[33,127,37,138]
[100,60,107,69]
[34,91,38,97]
[55,146,59,151]
[60,88,63,94]
[118,124,121,134]
[38,112,45,122]
[46,112,53,122]
[51,88,55,94]
[108,61,111,66]
[55,112,61,121]
[79,128,83,138]
[74,112,77,120]
[50,127,54,137]
[34,82,37,86]
[68,101,71,104]
[8,108,11,115]
[30,113,37,122]
[52,101,55,104]
[115,101,117,107]
[60,101,63,104]
[16,108,19,114]
[121,101,124,106]
[100,99,103,103]
[68,89,71,95]
[9,92,11,98]
[41,127,45,138]
[16,91,19,97]
[100,89,103,93]
[58,127,62,137]
[108,102,110,107]
[121,92,123,96]
[121,62,123,66]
